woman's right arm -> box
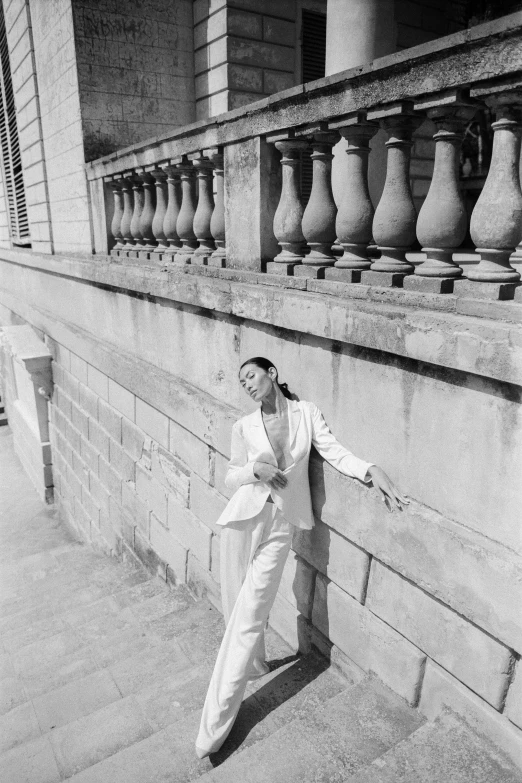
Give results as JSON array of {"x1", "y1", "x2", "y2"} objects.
[
  {"x1": 225, "y1": 422, "x2": 288, "y2": 493},
  {"x1": 224, "y1": 422, "x2": 259, "y2": 494}
]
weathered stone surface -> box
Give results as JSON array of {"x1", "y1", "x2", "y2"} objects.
[
  {"x1": 312, "y1": 574, "x2": 425, "y2": 704},
  {"x1": 169, "y1": 418, "x2": 211, "y2": 483},
  {"x1": 189, "y1": 473, "x2": 227, "y2": 530},
  {"x1": 366, "y1": 561, "x2": 513, "y2": 708},
  {"x1": 348, "y1": 711, "x2": 522, "y2": 783},
  {"x1": 108, "y1": 379, "x2": 135, "y2": 421},
  {"x1": 149, "y1": 443, "x2": 190, "y2": 507},
  {"x1": 505, "y1": 661, "x2": 522, "y2": 731},
  {"x1": 309, "y1": 459, "x2": 522, "y2": 653},
  {"x1": 293, "y1": 521, "x2": 370, "y2": 602},
  {"x1": 419, "y1": 660, "x2": 522, "y2": 770},
  {"x1": 167, "y1": 493, "x2": 212, "y2": 569},
  {"x1": 135, "y1": 398, "x2": 169, "y2": 449}
]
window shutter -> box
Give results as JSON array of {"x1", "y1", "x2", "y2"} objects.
[
  {"x1": 300, "y1": 10, "x2": 327, "y2": 204},
  {"x1": 0, "y1": 6, "x2": 30, "y2": 246}
]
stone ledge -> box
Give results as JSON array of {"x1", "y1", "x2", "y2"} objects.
[{"x1": 1, "y1": 249, "x2": 522, "y2": 386}]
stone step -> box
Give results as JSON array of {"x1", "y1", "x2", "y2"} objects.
[
  {"x1": 58, "y1": 653, "x2": 355, "y2": 783},
  {"x1": 347, "y1": 711, "x2": 522, "y2": 783},
  {"x1": 198, "y1": 676, "x2": 425, "y2": 783}
]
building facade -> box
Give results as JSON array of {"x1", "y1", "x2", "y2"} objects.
[{"x1": 0, "y1": 0, "x2": 522, "y2": 767}]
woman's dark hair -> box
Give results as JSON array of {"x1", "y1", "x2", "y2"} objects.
[{"x1": 239, "y1": 356, "x2": 293, "y2": 399}]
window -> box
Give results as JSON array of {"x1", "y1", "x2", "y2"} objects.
[
  {"x1": 300, "y1": 10, "x2": 326, "y2": 204},
  {"x1": 0, "y1": 5, "x2": 30, "y2": 246}
]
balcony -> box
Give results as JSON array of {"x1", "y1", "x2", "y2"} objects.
[{"x1": 84, "y1": 14, "x2": 522, "y2": 311}]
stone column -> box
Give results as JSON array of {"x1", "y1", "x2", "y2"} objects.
[
  {"x1": 460, "y1": 95, "x2": 522, "y2": 298},
  {"x1": 174, "y1": 159, "x2": 198, "y2": 265},
  {"x1": 325, "y1": 113, "x2": 378, "y2": 283},
  {"x1": 120, "y1": 176, "x2": 135, "y2": 251},
  {"x1": 299, "y1": 131, "x2": 339, "y2": 277},
  {"x1": 129, "y1": 175, "x2": 145, "y2": 255},
  {"x1": 407, "y1": 100, "x2": 478, "y2": 292},
  {"x1": 224, "y1": 137, "x2": 280, "y2": 270},
  {"x1": 161, "y1": 164, "x2": 182, "y2": 256},
  {"x1": 209, "y1": 150, "x2": 226, "y2": 268},
  {"x1": 266, "y1": 135, "x2": 308, "y2": 274},
  {"x1": 151, "y1": 169, "x2": 169, "y2": 255},
  {"x1": 364, "y1": 107, "x2": 423, "y2": 286},
  {"x1": 325, "y1": 0, "x2": 396, "y2": 210},
  {"x1": 136, "y1": 170, "x2": 157, "y2": 256},
  {"x1": 108, "y1": 179, "x2": 124, "y2": 253},
  {"x1": 191, "y1": 154, "x2": 216, "y2": 265}
]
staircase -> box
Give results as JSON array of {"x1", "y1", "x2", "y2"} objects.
[{"x1": 1, "y1": 425, "x2": 520, "y2": 783}]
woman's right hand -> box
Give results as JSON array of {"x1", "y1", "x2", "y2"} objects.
[{"x1": 254, "y1": 461, "x2": 288, "y2": 490}]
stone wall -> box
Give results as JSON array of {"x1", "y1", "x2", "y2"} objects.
[
  {"x1": 193, "y1": 0, "x2": 300, "y2": 119},
  {"x1": 2, "y1": 0, "x2": 53, "y2": 252},
  {"x1": 71, "y1": 0, "x2": 196, "y2": 160},
  {"x1": 0, "y1": 251, "x2": 520, "y2": 764},
  {"x1": 27, "y1": 0, "x2": 92, "y2": 253}
]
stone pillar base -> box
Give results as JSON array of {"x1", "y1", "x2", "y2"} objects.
[
  {"x1": 294, "y1": 265, "x2": 331, "y2": 279},
  {"x1": 404, "y1": 276, "x2": 456, "y2": 294},
  {"x1": 190, "y1": 255, "x2": 209, "y2": 266},
  {"x1": 453, "y1": 280, "x2": 519, "y2": 301},
  {"x1": 324, "y1": 268, "x2": 362, "y2": 284},
  {"x1": 266, "y1": 262, "x2": 301, "y2": 276},
  {"x1": 207, "y1": 255, "x2": 226, "y2": 268},
  {"x1": 360, "y1": 270, "x2": 410, "y2": 287}
]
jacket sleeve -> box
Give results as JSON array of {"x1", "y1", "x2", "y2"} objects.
[
  {"x1": 309, "y1": 403, "x2": 374, "y2": 482},
  {"x1": 224, "y1": 421, "x2": 260, "y2": 494}
]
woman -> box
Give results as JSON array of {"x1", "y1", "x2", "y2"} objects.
[{"x1": 195, "y1": 357, "x2": 408, "y2": 758}]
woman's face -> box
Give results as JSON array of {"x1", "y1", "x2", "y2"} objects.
[{"x1": 239, "y1": 363, "x2": 276, "y2": 402}]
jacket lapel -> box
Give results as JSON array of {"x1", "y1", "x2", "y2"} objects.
[
  {"x1": 246, "y1": 408, "x2": 277, "y2": 465},
  {"x1": 288, "y1": 399, "x2": 302, "y2": 455}
]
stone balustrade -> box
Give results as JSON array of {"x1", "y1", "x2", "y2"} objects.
[{"x1": 91, "y1": 16, "x2": 522, "y2": 301}]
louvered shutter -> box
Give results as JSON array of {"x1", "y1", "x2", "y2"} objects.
[
  {"x1": 0, "y1": 6, "x2": 30, "y2": 246},
  {"x1": 300, "y1": 10, "x2": 326, "y2": 204}
]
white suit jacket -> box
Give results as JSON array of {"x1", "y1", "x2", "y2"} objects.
[{"x1": 216, "y1": 399, "x2": 373, "y2": 530}]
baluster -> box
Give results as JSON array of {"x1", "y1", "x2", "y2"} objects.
[
  {"x1": 463, "y1": 96, "x2": 522, "y2": 296},
  {"x1": 129, "y1": 175, "x2": 145, "y2": 253},
  {"x1": 161, "y1": 164, "x2": 182, "y2": 256},
  {"x1": 209, "y1": 150, "x2": 226, "y2": 267},
  {"x1": 325, "y1": 114, "x2": 378, "y2": 283},
  {"x1": 151, "y1": 169, "x2": 168, "y2": 254},
  {"x1": 137, "y1": 169, "x2": 157, "y2": 255},
  {"x1": 108, "y1": 178, "x2": 124, "y2": 253},
  {"x1": 191, "y1": 154, "x2": 216, "y2": 265},
  {"x1": 366, "y1": 107, "x2": 423, "y2": 286},
  {"x1": 266, "y1": 136, "x2": 308, "y2": 273},
  {"x1": 408, "y1": 100, "x2": 477, "y2": 292},
  {"x1": 299, "y1": 131, "x2": 339, "y2": 277},
  {"x1": 120, "y1": 176, "x2": 135, "y2": 251},
  {"x1": 174, "y1": 159, "x2": 198, "y2": 264}
]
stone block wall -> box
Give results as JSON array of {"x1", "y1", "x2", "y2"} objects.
[
  {"x1": 47, "y1": 340, "x2": 227, "y2": 611},
  {"x1": 0, "y1": 251, "x2": 520, "y2": 764},
  {"x1": 193, "y1": 0, "x2": 297, "y2": 119},
  {"x1": 27, "y1": 0, "x2": 92, "y2": 253},
  {"x1": 2, "y1": 0, "x2": 53, "y2": 253},
  {"x1": 71, "y1": 0, "x2": 196, "y2": 160}
]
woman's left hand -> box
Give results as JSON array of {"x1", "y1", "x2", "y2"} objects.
[{"x1": 367, "y1": 466, "x2": 409, "y2": 512}]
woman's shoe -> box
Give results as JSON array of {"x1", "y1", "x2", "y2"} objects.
[{"x1": 195, "y1": 745, "x2": 210, "y2": 759}]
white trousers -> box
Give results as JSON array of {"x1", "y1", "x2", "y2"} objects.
[{"x1": 195, "y1": 503, "x2": 292, "y2": 755}]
